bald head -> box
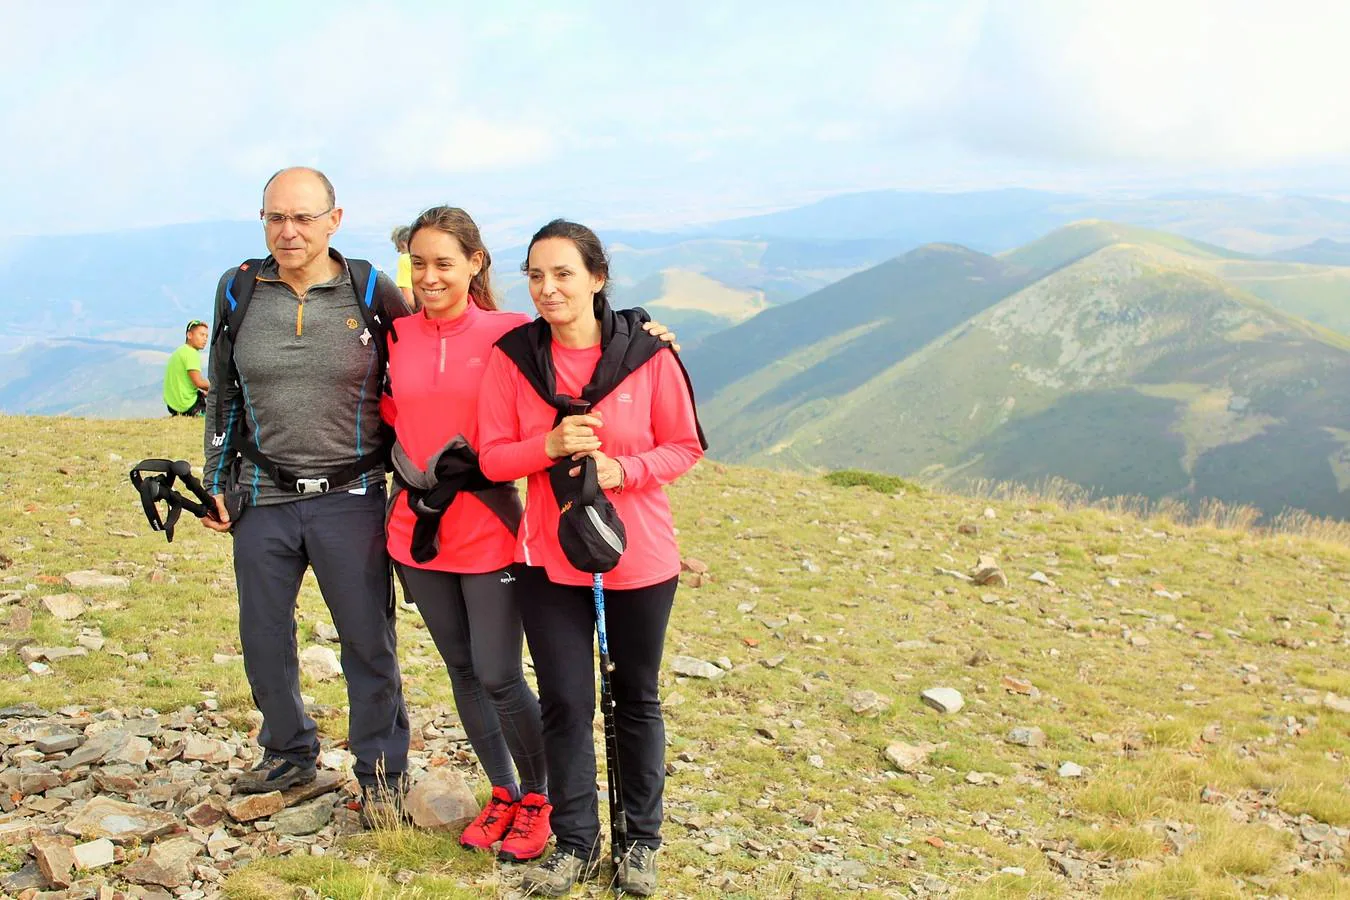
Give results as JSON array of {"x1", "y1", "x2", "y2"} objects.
[
  {"x1": 262, "y1": 167, "x2": 335, "y2": 209},
  {"x1": 260, "y1": 166, "x2": 343, "y2": 277}
]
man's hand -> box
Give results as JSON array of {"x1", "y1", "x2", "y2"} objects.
[
  {"x1": 545, "y1": 414, "x2": 603, "y2": 459},
  {"x1": 202, "y1": 494, "x2": 233, "y2": 533},
  {"x1": 643, "y1": 320, "x2": 680, "y2": 353}
]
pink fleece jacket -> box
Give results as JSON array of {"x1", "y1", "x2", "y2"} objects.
[
  {"x1": 477, "y1": 337, "x2": 704, "y2": 589},
  {"x1": 383, "y1": 302, "x2": 531, "y2": 573}
]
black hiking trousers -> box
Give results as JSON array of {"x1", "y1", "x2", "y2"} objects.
[
  {"x1": 517, "y1": 565, "x2": 677, "y2": 862},
  {"x1": 232, "y1": 487, "x2": 409, "y2": 787}
]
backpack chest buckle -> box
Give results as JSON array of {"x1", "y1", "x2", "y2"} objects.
[{"x1": 295, "y1": 478, "x2": 330, "y2": 495}]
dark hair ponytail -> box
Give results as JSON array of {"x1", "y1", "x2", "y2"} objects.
[
  {"x1": 407, "y1": 206, "x2": 498, "y2": 310},
  {"x1": 522, "y1": 219, "x2": 610, "y2": 316}
]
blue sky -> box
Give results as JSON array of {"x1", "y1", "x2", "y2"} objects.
[{"x1": 2, "y1": 0, "x2": 1347, "y2": 241}]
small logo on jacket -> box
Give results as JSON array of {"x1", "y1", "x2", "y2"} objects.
[
  {"x1": 467, "y1": 357, "x2": 483, "y2": 368},
  {"x1": 346, "y1": 318, "x2": 359, "y2": 330},
  {"x1": 499, "y1": 571, "x2": 516, "y2": 585},
  {"x1": 618, "y1": 392, "x2": 633, "y2": 403}
]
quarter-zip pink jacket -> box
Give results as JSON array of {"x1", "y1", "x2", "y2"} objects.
[
  {"x1": 477, "y1": 337, "x2": 704, "y2": 589},
  {"x1": 383, "y1": 302, "x2": 531, "y2": 573}
]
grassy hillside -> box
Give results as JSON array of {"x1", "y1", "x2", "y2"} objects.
[
  {"x1": 0, "y1": 416, "x2": 1346, "y2": 898},
  {"x1": 698, "y1": 238, "x2": 1350, "y2": 520},
  {"x1": 686, "y1": 244, "x2": 1036, "y2": 401},
  {"x1": 1000, "y1": 221, "x2": 1247, "y2": 272},
  {"x1": 1002, "y1": 221, "x2": 1350, "y2": 337}
]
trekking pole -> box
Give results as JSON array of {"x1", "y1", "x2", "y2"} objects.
[
  {"x1": 568, "y1": 399, "x2": 629, "y2": 864},
  {"x1": 592, "y1": 569, "x2": 628, "y2": 865},
  {"x1": 129, "y1": 459, "x2": 219, "y2": 542}
]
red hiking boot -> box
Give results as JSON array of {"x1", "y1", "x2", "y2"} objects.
[
  {"x1": 497, "y1": 792, "x2": 552, "y2": 862},
  {"x1": 459, "y1": 785, "x2": 518, "y2": 851}
]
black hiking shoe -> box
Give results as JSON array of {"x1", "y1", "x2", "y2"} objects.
[
  {"x1": 520, "y1": 849, "x2": 600, "y2": 896},
  {"x1": 359, "y1": 778, "x2": 410, "y2": 830},
  {"x1": 233, "y1": 754, "x2": 317, "y2": 795},
  {"x1": 615, "y1": 844, "x2": 658, "y2": 896}
]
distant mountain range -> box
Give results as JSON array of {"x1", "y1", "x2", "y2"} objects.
[
  {"x1": 1267, "y1": 237, "x2": 1350, "y2": 266},
  {"x1": 6, "y1": 185, "x2": 1350, "y2": 458},
  {"x1": 0, "y1": 337, "x2": 172, "y2": 417},
  {"x1": 686, "y1": 221, "x2": 1350, "y2": 519}
]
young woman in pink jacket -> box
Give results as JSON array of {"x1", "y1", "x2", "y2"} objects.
[
  {"x1": 382, "y1": 206, "x2": 551, "y2": 861},
  {"x1": 478, "y1": 220, "x2": 705, "y2": 897}
]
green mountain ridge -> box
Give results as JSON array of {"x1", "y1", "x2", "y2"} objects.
[{"x1": 695, "y1": 227, "x2": 1350, "y2": 519}]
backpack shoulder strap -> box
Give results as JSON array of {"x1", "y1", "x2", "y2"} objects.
[
  {"x1": 212, "y1": 259, "x2": 266, "y2": 442},
  {"x1": 224, "y1": 258, "x2": 265, "y2": 334}
]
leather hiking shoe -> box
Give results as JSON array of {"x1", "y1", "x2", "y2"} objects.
[
  {"x1": 359, "y1": 780, "x2": 409, "y2": 830},
  {"x1": 497, "y1": 791, "x2": 552, "y2": 862},
  {"x1": 519, "y1": 850, "x2": 599, "y2": 896},
  {"x1": 233, "y1": 754, "x2": 317, "y2": 795},
  {"x1": 460, "y1": 785, "x2": 519, "y2": 851},
  {"x1": 615, "y1": 844, "x2": 658, "y2": 896}
]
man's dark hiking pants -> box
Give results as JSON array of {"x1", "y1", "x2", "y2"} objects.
[
  {"x1": 517, "y1": 566, "x2": 677, "y2": 862},
  {"x1": 232, "y1": 488, "x2": 409, "y2": 787}
]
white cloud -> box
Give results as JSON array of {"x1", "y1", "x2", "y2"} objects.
[
  {"x1": 2, "y1": 0, "x2": 1349, "y2": 236},
  {"x1": 374, "y1": 113, "x2": 553, "y2": 173},
  {"x1": 946, "y1": 0, "x2": 1350, "y2": 165}
]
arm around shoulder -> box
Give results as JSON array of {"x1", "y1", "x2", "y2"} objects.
[{"x1": 615, "y1": 350, "x2": 705, "y2": 490}]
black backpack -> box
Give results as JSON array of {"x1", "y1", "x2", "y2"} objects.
[{"x1": 209, "y1": 254, "x2": 398, "y2": 495}]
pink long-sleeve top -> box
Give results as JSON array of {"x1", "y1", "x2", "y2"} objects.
[
  {"x1": 477, "y1": 337, "x2": 704, "y2": 589},
  {"x1": 383, "y1": 302, "x2": 531, "y2": 573}
]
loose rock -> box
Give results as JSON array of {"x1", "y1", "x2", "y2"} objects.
[
  {"x1": 670, "y1": 655, "x2": 724, "y2": 679},
  {"x1": 1007, "y1": 726, "x2": 1047, "y2": 748},
  {"x1": 405, "y1": 768, "x2": 477, "y2": 831},
  {"x1": 71, "y1": 837, "x2": 116, "y2": 870},
  {"x1": 299, "y1": 645, "x2": 342, "y2": 681},
  {"x1": 920, "y1": 687, "x2": 964, "y2": 714},
  {"x1": 62, "y1": 572, "x2": 129, "y2": 590},
  {"x1": 121, "y1": 836, "x2": 200, "y2": 888},
  {"x1": 271, "y1": 799, "x2": 333, "y2": 836},
  {"x1": 33, "y1": 832, "x2": 78, "y2": 888},
  {"x1": 65, "y1": 796, "x2": 180, "y2": 843},
  {"x1": 40, "y1": 594, "x2": 86, "y2": 621},
  {"x1": 845, "y1": 690, "x2": 891, "y2": 717}
]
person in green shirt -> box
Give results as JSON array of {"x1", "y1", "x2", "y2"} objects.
[{"x1": 164, "y1": 319, "x2": 210, "y2": 416}]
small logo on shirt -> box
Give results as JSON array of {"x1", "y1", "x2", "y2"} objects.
[
  {"x1": 346, "y1": 318, "x2": 359, "y2": 330},
  {"x1": 359, "y1": 327, "x2": 372, "y2": 346},
  {"x1": 499, "y1": 571, "x2": 516, "y2": 585},
  {"x1": 467, "y1": 357, "x2": 484, "y2": 368},
  {"x1": 618, "y1": 392, "x2": 633, "y2": 403}
]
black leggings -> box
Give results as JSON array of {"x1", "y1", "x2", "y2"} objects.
[
  {"x1": 517, "y1": 566, "x2": 677, "y2": 861},
  {"x1": 395, "y1": 563, "x2": 546, "y2": 796}
]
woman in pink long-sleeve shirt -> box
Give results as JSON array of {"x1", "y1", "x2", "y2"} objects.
[
  {"x1": 478, "y1": 219, "x2": 704, "y2": 897},
  {"x1": 382, "y1": 206, "x2": 552, "y2": 861}
]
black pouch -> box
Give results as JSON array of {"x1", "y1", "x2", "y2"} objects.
[
  {"x1": 551, "y1": 456, "x2": 626, "y2": 574},
  {"x1": 222, "y1": 455, "x2": 249, "y2": 528}
]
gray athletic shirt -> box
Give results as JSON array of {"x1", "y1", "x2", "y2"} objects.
[{"x1": 203, "y1": 251, "x2": 410, "y2": 506}]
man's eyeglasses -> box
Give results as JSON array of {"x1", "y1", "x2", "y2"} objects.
[{"x1": 261, "y1": 208, "x2": 333, "y2": 228}]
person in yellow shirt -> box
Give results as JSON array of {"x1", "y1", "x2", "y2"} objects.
[
  {"x1": 164, "y1": 319, "x2": 210, "y2": 416},
  {"x1": 391, "y1": 225, "x2": 414, "y2": 306}
]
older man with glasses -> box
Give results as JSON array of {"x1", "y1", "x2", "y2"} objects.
[{"x1": 200, "y1": 167, "x2": 413, "y2": 825}]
